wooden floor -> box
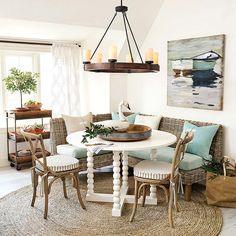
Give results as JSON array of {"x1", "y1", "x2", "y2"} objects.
[{"x1": 0, "y1": 166, "x2": 236, "y2": 236}]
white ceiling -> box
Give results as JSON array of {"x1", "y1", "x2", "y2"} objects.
[
  {"x1": 0, "y1": 0, "x2": 164, "y2": 57},
  {"x1": 0, "y1": 0, "x2": 164, "y2": 43},
  {"x1": 0, "y1": 0, "x2": 163, "y2": 29}
]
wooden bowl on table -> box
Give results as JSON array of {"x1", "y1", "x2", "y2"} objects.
[
  {"x1": 24, "y1": 103, "x2": 42, "y2": 110},
  {"x1": 99, "y1": 124, "x2": 152, "y2": 141}
]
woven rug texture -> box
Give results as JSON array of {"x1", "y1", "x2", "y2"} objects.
[{"x1": 0, "y1": 172, "x2": 222, "y2": 236}]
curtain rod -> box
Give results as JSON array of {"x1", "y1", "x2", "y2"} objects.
[{"x1": 0, "y1": 40, "x2": 81, "y2": 47}]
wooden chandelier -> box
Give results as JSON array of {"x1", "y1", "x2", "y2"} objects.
[{"x1": 83, "y1": 0, "x2": 160, "y2": 73}]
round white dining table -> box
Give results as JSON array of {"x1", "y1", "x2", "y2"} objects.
[{"x1": 67, "y1": 130, "x2": 177, "y2": 217}]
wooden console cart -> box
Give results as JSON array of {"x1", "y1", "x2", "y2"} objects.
[{"x1": 6, "y1": 110, "x2": 52, "y2": 170}]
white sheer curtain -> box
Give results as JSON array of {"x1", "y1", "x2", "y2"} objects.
[{"x1": 51, "y1": 43, "x2": 82, "y2": 117}]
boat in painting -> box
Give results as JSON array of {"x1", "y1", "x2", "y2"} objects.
[
  {"x1": 192, "y1": 51, "x2": 221, "y2": 70},
  {"x1": 171, "y1": 59, "x2": 193, "y2": 77}
]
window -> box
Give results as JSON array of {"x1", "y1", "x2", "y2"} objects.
[{"x1": 0, "y1": 43, "x2": 52, "y2": 126}]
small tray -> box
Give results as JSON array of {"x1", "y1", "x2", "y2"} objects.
[{"x1": 99, "y1": 124, "x2": 152, "y2": 142}]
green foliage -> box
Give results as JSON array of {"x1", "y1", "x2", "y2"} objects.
[
  {"x1": 3, "y1": 68, "x2": 39, "y2": 94},
  {"x1": 81, "y1": 123, "x2": 116, "y2": 143},
  {"x1": 25, "y1": 100, "x2": 37, "y2": 105},
  {"x1": 202, "y1": 158, "x2": 223, "y2": 176},
  {"x1": 32, "y1": 123, "x2": 44, "y2": 129}
]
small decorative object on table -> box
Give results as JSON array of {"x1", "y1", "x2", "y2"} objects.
[
  {"x1": 81, "y1": 123, "x2": 152, "y2": 143},
  {"x1": 81, "y1": 123, "x2": 116, "y2": 143},
  {"x1": 100, "y1": 124, "x2": 152, "y2": 142},
  {"x1": 24, "y1": 100, "x2": 42, "y2": 110}
]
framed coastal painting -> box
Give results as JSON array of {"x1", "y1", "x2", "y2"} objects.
[{"x1": 167, "y1": 34, "x2": 225, "y2": 110}]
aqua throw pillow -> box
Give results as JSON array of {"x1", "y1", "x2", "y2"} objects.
[
  {"x1": 111, "y1": 112, "x2": 138, "y2": 124},
  {"x1": 183, "y1": 121, "x2": 219, "y2": 158}
]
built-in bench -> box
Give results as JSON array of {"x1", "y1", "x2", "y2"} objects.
[{"x1": 50, "y1": 113, "x2": 223, "y2": 201}]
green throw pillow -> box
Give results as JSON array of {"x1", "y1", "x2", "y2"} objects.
[
  {"x1": 183, "y1": 121, "x2": 219, "y2": 158},
  {"x1": 111, "y1": 112, "x2": 138, "y2": 124}
]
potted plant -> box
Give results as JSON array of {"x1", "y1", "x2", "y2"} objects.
[
  {"x1": 3, "y1": 68, "x2": 39, "y2": 109},
  {"x1": 203, "y1": 158, "x2": 236, "y2": 207},
  {"x1": 23, "y1": 123, "x2": 44, "y2": 134}
]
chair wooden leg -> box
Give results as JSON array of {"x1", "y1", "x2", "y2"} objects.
[
  {"x1": 72, "y1": 176, "x2": 76, "y2": 188},
  {"x1": 184, "y1": 185, "x2": 192, "y2": 202},
  {"x1": 175, "y1": 182, "x2": 179, "y2": 212},
  {"x1": 142, "y1": 185, "x2": 147, "y2": 207},
  {"x1": 31, "y1": 171, "x2": 38, "y2": 207},
  {"x1": 130, "y1": 179, "x2": 139, "y2": 222},
  {"x1": 168, "y1": 187, "x2": 174, "y2": 228},
  {"x1": 61, "y1": 177, "x2": 68, "y2": 199},
  {"x1": 74, "y1": 173, "x2": 86, "y2": 210},
  {"x1": 158, "y1": 185, "x2": 169, "y2": 204},
  {"x1": 44, "y1": 176, "x2": 49, "y2": 219}
]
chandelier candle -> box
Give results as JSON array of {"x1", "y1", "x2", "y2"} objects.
[
  {"x1": 83, "y1": 49, "x2": 91, "y2": 64},
  {"x1": 153, "y1": 52, "x2": 159, "y2": 64},
  {"x1": 109, "y1": 46, "x2": 117, "y2": 62},
  {"x1": 145, "y1": 48, "x2": 154, "y2": 64}
]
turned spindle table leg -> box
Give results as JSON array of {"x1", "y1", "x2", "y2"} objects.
[
  {"x1": 122, "y1": 151, "x2": 129, "y2": 188},
  {"x1": 86, "y1": 150, "x2": 94, "y2": 197},
  {"x1": 112, "y1": 151, "x2": 121, "y2": 216}
]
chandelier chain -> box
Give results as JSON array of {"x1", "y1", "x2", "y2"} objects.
[
  {"x1": 90, "y1": 0, "x2": 144, "y2": 64},
  {"x1": 90, "y1": 12, "x2": 118, "y2": 60},
  {"x1": 124, "y1": 13, "x2": 144, "y2": 63},
  {"x1": 122, "y1": 12, "x2": 134, "y2": 63}
]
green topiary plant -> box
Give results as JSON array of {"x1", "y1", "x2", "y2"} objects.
[{"x1": 3, "y1": 68, "x2": 39, "y2": 108}]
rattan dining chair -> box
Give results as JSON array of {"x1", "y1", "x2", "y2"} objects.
[
  {"x1": 129, "y1": 131, "x2": 194, "y2": 227},
  {"x1": 20, "y1": 130, "x2": 86, "y2": 219}
]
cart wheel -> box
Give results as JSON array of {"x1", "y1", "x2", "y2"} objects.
[
  {"x1": 16, "y1": 165, "x2": 21, "y2": 171},
  {"x1": 10, "y1": 163, "x2": 15, "y2": 168}
]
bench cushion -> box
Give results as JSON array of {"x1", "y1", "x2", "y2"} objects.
[
  {"x1": 128, "y1": 147, "x2": 206, "y2": 171},
  {"x1": 57, "y1": 144, "x2": 111, "y2": 159},
  {"x1": 134, "y1": 114, "x2": 162, "y2": 130},
  {"x1": 62, "y1": 112, "x2": 93, "y2": 134}
]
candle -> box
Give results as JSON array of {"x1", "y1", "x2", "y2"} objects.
[
  {"x1": 109, "y1": 45, "x2": 117, "y2": 62},
  {"x1": 145, "y1": 48, "x2": 154, "y2": 62},
  {"x1": 96, "y1": 52, "x2": 103, "y2": 63},
  {"x1": 153, "y1": 52, "x2": 159, "y2": 64},
  {"x1": 126, "y1": 54, "x2": 132, "y2": 63},
  {"x1": 83, "y1": 49, "x2": 91, "y2": 63}
]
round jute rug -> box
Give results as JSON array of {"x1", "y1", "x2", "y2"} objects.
[{"x1": 0, "y1": 173, "x2": 222, "y2": 236}]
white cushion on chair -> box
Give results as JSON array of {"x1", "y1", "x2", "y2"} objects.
[
  {"x1": 36, "y1": 155, "x2": 80, "y2": 172},
  {"x1": 134, "y1": 160, "x2": 172, "y2": 180}
]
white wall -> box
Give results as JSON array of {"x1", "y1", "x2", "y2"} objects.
[
  {"x1": 110, "y1": 74, "x2": 128, "y2": 112},
  {"x1": 127, "y1": 0, "x2": 236, "y2": 157}
]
